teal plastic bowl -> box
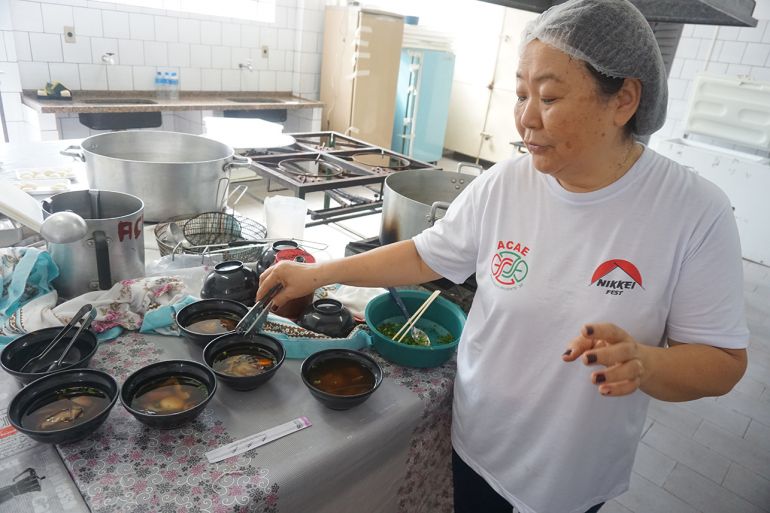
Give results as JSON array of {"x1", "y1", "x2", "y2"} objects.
[{"x1": 365, "y1": 290, "x2": 466, "y2": 368}]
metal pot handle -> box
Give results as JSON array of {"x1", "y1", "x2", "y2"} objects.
[
  {"x1": 228, "y1": 185, "x2": 248, "y2": 206},
  {"x1": 60, "y1": 145, "x2": 85, "y2": 162},
  {"x1": 427, "y1": 201, "x2": 451, "y2": 226},
  {"x1": 215, "y1": 177, "x2": 231, "y2": 212},
  {"x1": 457, "y1": 162, "x2": 484, "y2": 174},
  {"x1": 91, "y1": 230, "x2": 112, "y2": 290},
  {"x1": 224, "y1": 154, "x2": 254, "y2": 171}
]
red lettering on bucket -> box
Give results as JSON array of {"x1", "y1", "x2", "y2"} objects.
[
  {"x1": 134, "y1": 215, "x2": 143, "y2": 239},
  {"x1": 118, "y1": 221, "x2": 133, "y2": 242}
]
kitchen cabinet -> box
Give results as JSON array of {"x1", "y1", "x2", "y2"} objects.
[
  {"x1": 390, "y1": 25, "x2": 455, "y2": 163},
  {"x1": 444, "y1": 8, "x2": 537, "y2": 163},
  {"x1": 319, "y1": 7, "x2": 404, "y2": 148}
]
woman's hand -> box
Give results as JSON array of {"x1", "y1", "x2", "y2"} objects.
[
  {"x1": 562, "y1": 323, "x2": 647, "y2": 397},
  {"x1": 257, "y1": 260, "x2": 324, "y2": 310}
]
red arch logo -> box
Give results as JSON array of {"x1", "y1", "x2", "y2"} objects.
[{"x1": 590, "y1": 259, "x2": 642, "y2": 287}]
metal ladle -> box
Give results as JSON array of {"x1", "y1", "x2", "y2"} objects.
[
  {"x1": 387, "y1": 288, "x2": 430, "y2": 346},
  {"x1": 39, "y1": 211, "x2": 88, "y2": 244}
]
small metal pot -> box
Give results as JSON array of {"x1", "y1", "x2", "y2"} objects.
[
  {"x1": 61, "y1": 131, "x2": 255, "y2": 222},
  {"x1": 380, "y1": 169, "x2": 476, "y2": 244},
  {"x1": 43, "y1": 189, "x2": 145, "y2": 299}
]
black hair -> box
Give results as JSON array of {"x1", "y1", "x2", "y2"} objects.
[{"x1": 585, "y1": 63, "x2": 636, "y2": 135}]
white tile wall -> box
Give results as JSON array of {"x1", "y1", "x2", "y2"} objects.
[
  {"x1": 1, "y1": 0, "x2": 325, "y2": 142},
  {"x1": 650, "y1": 19, "x2": 770, "y2": 147}
]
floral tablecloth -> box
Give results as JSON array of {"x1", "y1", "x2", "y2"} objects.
[{"x1": 53, "y1": 332, "x2": 456, "y2": 513}]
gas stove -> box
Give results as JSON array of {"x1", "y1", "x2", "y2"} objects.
[{"x1": 238, "y1": 131, "x2": 439, "y2": 225}]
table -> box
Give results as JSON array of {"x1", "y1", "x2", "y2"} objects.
[{"x1": 2, "y1": 332, "x2": 456, "y2": 513}]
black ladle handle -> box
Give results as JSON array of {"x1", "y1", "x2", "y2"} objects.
[
  {"x1": 19, "y1": 304, "x2": 93, "y2": 372},
  {"x1": 47, "y1": 307, "x2": 97, "y2": 372}
]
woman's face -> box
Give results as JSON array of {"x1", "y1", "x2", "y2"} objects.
[{"x1": 515, "y1": 40, "x2": 626, "y2": 185}]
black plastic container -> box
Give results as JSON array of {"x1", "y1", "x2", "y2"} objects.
[
  {"x1": 298, "y1": 299, "x2": 355, "y2": 338},
  {"x1": 301, "y1": 349, "x2": 382, "y2": 410},
  {"x1": 203, "y1": 333, "x2": 285, "y2": 391},
  {"x1": 176, "y1": 299, "x2": 249, "y2": 348},
  {"x1": 8, "y1": 369, "x2": 118, "y2": 444},
  {"x1": 200, "y1": 260, "x2": 258, "y2": 306},
  {"x1": 120, "y1": 360, "x2": 217, "y2": 429},
  {"x1": 1, "y1": 327, "x2": 99, "y2": 386}
]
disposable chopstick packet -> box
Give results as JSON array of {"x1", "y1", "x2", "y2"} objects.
[{"x1": 205, "y1": 416, "x2": 312, "y2": 463}]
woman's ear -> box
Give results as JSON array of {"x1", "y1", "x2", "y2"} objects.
[{"x1": 614, "y1": 78, "x2": 642, "y2": 128}]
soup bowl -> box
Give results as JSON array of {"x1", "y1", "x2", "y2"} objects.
[
  {"x1": 120, "y1": 360, "x2": 217, "y2": 429},
  {"x1": 176, "y1": 299, "x2": 249, "y2": 348},
  {"x1": 364, "y1": 290, "x2": 465, "y2": 368},
  {"x1": 300, "y1": 349, "x2": 383, "y2": 410},
  {"x1": 1, "y1": 327, "x2": 99, "y2": 386},
  {"x1": 202, "y1": 333, "x2": 285, "y2": 391},
  {"x1": 8, "y1": 369, "x2": 119, "y2": 444}
]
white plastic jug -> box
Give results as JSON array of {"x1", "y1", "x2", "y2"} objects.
[{"x1": 264, "y1": 196, "x2": 308, "y2": 239}]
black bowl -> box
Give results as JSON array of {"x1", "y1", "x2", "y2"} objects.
[
  {"x1": 301, "y1": 349, "x2": 383, "y2": 410},
  {"x1": 1, "y1": 327, "x2": 99, "y2": 386},
  {"x1": 256, "y1": 239, "x2": 299, "y2": 275},
  {"x1": 8, "y1": 369, "x2": 118, "y2": 444},
  {"x1": 202, "y1": 333, "x2": 285, "y2": 391},
  {"x1": 176, "y1": 299, "x2": 249, "y2": 348},
  {"x1": 298, "y1": 299, "x2": 355, "y2": 338},
  {"x1": 200, "y1": 260, "x2": 258, "y2": 306},
  {"x1": 120, "y1": 360, "x2": 217, "y2": 429}
]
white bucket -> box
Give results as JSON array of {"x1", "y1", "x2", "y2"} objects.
[{"x1": 264, "y1": 196, "x2": 308, "y2": 239}]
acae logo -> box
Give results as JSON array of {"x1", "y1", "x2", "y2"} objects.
[{"x1": 491, "y1": 240, "x2": 530, "y2": 288}]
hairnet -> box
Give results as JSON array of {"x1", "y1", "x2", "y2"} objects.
[{"x1": 521, "y1": 0, "x2": 667, "y2": 135}]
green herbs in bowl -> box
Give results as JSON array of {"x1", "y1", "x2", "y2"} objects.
[{"x1": 376, "y1": 322, "x2": 455, "y2": 346}]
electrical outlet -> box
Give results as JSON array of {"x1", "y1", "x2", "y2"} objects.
[
  {"x1": 64, "y1": 26, "x2": 76, "y2": 44},
  {"x1": 261, "y1": 46, "x2": 269, "y2": 58}
]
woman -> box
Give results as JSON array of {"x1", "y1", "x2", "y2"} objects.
[{"x1": 257, "y1": 1, "x2": 749, "y2": 512}]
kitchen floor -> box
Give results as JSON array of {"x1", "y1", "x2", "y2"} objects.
[{"x1": 147, "y1": 159, "x2": 770, "y2": 513}]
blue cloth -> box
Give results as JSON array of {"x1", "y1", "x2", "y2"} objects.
[
  {"x1": 140, "y1": 295, "x2": 198, "y2": 335},
  {"x1": 0, "y1": 248, "x2": 59, "y2": 317}
]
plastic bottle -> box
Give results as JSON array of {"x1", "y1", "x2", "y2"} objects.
[
  {"x1": 162, "y1": 72, "x2": 172, "y2": 100},
  {"x1": 169, "y1": 72, "x2": 179, "y2": 100},
  {"x1": 154, "y1": 71, "x2": 164, "y2": 99}
]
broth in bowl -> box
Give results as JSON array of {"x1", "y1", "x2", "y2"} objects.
[
  {"x1": 305, "y1": 357, "x2": 376, "y2": 396},
  {"x1": 129, "y1": 375, "x2": 209, "y2": 415},
  {"x1": 21, "y1": 385, "x2": 111, "y2": 432},
  {"x1": 184, "y1": 312, "x2": 240, "y2": 334},
  {"x1": 212, "y1": 346, "x2": 277, "y2": 377}
]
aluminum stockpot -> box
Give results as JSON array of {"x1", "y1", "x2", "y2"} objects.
[
  {"x1": 61, "y1": 131, "x2": 253, "y2": 222},
  {"x1": 380, "y1": 169, "x2": 476, "y2": 244},
  {"x1": 43, "y1": 189, "x2": 145, "y2": 298}
]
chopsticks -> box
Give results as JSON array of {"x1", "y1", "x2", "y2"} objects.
[{"x1": 393, "y1": 290, "x2": 441, "y2": 343}]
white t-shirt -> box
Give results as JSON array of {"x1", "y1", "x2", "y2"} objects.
[{"x1": 413, "y1": 146, "x2": 749, "y2": 513}]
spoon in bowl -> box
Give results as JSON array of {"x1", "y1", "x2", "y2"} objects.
[{"x1": 387, "y1": 288, "x2": 430, "y2": 346}]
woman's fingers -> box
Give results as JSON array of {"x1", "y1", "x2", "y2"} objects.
[
  {"x1": 561, "y1": 333, "x2": 596, "y2": 361},
  {"x1": 591, "y1": 360, "x2": 644, "y2": 396},
  {"x1": 565, "y1": 323, "x2": 644, "y2": 397}
]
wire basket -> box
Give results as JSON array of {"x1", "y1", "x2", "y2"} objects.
[{"x1": 154, "y1": 212, "x2": 267, "y2": 262}]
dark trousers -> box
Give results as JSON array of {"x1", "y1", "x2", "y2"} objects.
[{"x1": 452, "y1": 449, "x2": 604, "y2": 513}]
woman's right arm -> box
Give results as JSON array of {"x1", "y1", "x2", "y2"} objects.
[{"x1": 256, "y1": 239, "x2": 442, "y2": 309}]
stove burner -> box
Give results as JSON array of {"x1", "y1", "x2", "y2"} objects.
[
  {"x1": 277, "y1": 157, "x2": 345, "y2": 179},
  {"x1": 351, "y1": 152, "x2": 411, "y2": 169},
  {"x1": 294, "y1": 133, "x2": 369, "y2": 151}
]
